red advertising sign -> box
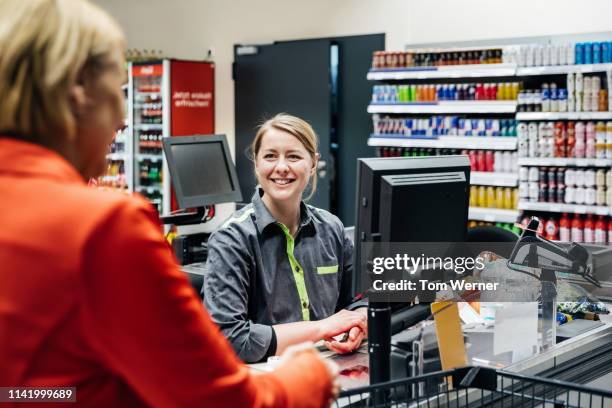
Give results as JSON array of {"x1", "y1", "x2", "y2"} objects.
[
  {"x1": 132, "y1": 64, "x2": 163, "y2": 77},
  {"x1": 170, "y1": 60, "x2": 215, "y2": 136}
]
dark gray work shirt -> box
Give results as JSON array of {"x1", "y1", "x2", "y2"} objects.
[{"x1": 203, "y1": 189, "x2": 355, "y2": 363}]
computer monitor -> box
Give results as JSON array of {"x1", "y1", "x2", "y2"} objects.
[
  {"x1": 163, "y1": 134, "x2": 242, "y2": 209},
  {"x1": 353, "y1": 155, "x2": 470, "y2": 385},
  {"x1": 354, "y1": 155, "x2": 471, "y2": 293}
]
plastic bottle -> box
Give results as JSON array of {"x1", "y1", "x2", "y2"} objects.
[
  {"x1": 544, "y1": 218, "x2": 559, "y2": 241},
  {"x1": 584, "y1": 214, "x2": 595, "y2": 243},
  {"x1": 566, "y1": 122, "x2": 576, "y2": 157},
  {"x1": 595, "y1": 215, "x2": 607, "y2": 244},
  {"x1": 559, "y1": 213, "x2": 571, "y2": 242},
  {"x1": 571, "y1": 215, "x2": 584, "y2": 243},
  {"x1": 575, "y1": 122, "x2": 586, "y2": 158}
]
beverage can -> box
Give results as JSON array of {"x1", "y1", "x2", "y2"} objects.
[
  {"x1": 565, "y1": 168, "x2": 575, "y2": 186},
  {"x1": 557, "y1": 183, "x2": 565, "y2": 203},
  {"x1": 574, "y1": 169, "x2": 585, "y2": 186},
  {"x1": 584, "y1": 215, "x2": 595, "y2": 243},
  {"x1": 556, "y1": 168, "x2": 565, "y2": 185},
  {"x1": 541, "y1": 83, "x2": 551, "y2": 112},
  {"x1": 567, "y1": 73, "x2": 575, "y2": 94},
  {"x1": 567, "y1": 43, "x2": 576, "y2": 65},
  {"x1": 560, "y1": 213, "x2": 571, "y2": 241},
  {"x1": 593, "y1": 42, "x2": 602, "y2": 64},
  {"x1": 584, "y1": 42, "x2": 593, "y2": 64},
  {"x1": 496, "y1": 187, "x2": 504, "y2": 209},
  {"x1": 539, "y1": 183, "x2": 548, "y2": 202},
  {"x1": 494, "y1": 151, "x2": 503, "y2": 172},
  {"x1": 558, "y1": 88, "x2": 568, "y2": 112},
  {"x1": 519, "y1": 181, "x2": 529, "y2": 199},
  {"x1": 550, "y1": 44, "x2": 559, "y2": 66},
  {"x1": 575, "y1": 72, "x2": 583, "y2": 92},
  {"x1": 585, "y1": 186, "x2": 596, "y2": 205},
  {"x1": 533, "y1": 45, "x2": 543, "y2": 67},
  {"x1": 597, "y1": 186, "x2": 606, "y2": 206},
  {"x1": 502, "y1": 151, "x2": 512, "y2": 173},
  {"x1": 528, "y1": 182, "x2": 539, "y2": 202},
  {"x1": 596, "y1": 169, "x2": 606, "y2": 187},
  {"x1": 565, "y1": 186, "x2": 575, "y2": 203},
  {"x1": 585, "y1": 169, "x2": 596, "y2": 187},
  {"x1": 485, "y1": 186, "x2": 495, "y2": 208},
  {"x1": 529, "y1": 166, "x2": 539, "y2": 182},
  {"x1": 575, "y1": 43, "x2": 584, "y2": 65},
  {"x1": 574, "y1": 186, "x2": 585, "y2": 204}
]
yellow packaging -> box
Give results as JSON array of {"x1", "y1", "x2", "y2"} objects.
[
  {"x1": 486, "y1": 186, "x2": 495, "y2": 208},
  {"x1": 470, "y1": 186, "x2": 478, "y2": 207},
  {"x1": 477, "y1": 186, "x2": 486, "y2": 208},
  {"x1": 495, "y1": 187, "x2": 504, "y2": 209}
]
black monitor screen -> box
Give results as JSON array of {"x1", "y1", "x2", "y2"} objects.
[
  {"x1": 171, "y1": 141, "x2": 233, "y2": 197},
  {"x1": 163, "y1": 134, "x2": 242, "y2": 209}
]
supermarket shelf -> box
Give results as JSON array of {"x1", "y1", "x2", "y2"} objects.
[
  {"x1": 468, "y1": 207, "x2": 519, "y2": 223},
  {"x1": 516, "y1": 112, "x2": 612, "y2": 121},
  {"x1": 517, "y1": 157, "x2": 612, "y2": 167},
  {"x1": 106, "y1": 153, "x2": 127, "y2": 161},
  {"x1": 368, "y1": 101, "x2": 517, "y2": 114},
  {"x1": 518, "y1": 201, "x2": 610, "y2": 215},
  {"x1": 134, "y1": 124, "x2": 163, "y2": 131},
  {"x1": 367, "y1": 63, "x2": 517, "y2": 80},
  {"x1": 471, "y1": 172, "x2": 518, "y2": 187},
  {"x1": 516, "y1": 63, "x2": 612, "y2": 76},
  {"x1": 136, "y1": 154, "x2": 163, "y2": 161},
  {"x1": 368, "y1": 136, "x2": 517, "y2": 150}
]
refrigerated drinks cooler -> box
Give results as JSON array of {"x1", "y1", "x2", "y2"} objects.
[{"x1": 129, "y1": 59, "x2": 215, "y2": 214}]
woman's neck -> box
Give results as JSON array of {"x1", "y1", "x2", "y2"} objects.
[{"x1": 261, "y1": 194, "x2": 301, "y2": 236}]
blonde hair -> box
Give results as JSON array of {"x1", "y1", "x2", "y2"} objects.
[
  {"x1": 0, "y1": 0, "x2": 125, "y2": 143},
  {"x1": 252, "y1": 114, "x2": 319, "y2": 200}
]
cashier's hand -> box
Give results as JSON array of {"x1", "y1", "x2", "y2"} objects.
[
  {"x1": 322, "y1": 307, "x2": 368, "y2": 354},
  {"x1": 318, "y1": 309, "x2": 366, "y2": 342},
  {"x1": 281, "y1": 342, "x2": 340, "y2": 403}
]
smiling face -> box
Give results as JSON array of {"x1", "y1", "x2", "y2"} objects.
[{"x1": 255, "y1": 127, "x2": 317, "y2": 205}]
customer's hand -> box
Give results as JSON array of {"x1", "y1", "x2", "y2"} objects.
[
  {"x1": 318, "y1": 309, "x2": 367, "y2": 341},
  {"x1": 280, "y1": 342, "x2": 340, "y2": 403}
]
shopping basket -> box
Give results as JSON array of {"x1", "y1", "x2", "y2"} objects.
[{"x1": 334, "y1": 366, "x2": 612, "y2": 408}]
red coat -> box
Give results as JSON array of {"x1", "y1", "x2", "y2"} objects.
[{"x1": 0, "y1": 137, "x2": 331, "y2": 407}]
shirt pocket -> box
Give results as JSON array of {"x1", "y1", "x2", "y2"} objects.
[{"x1": 317, "y1": 264, "x2": 338, "y2": 275}]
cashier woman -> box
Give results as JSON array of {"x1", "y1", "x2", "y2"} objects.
[{"x1": 203, "y1": 114, "x2": 367, "y2": 363}]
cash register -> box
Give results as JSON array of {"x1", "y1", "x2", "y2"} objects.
[{"x1": 161, "y1": 134, "x2": 242, "y2": 289}]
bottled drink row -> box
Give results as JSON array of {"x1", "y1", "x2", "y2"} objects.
[
  {"x1": 520, "y1": 213, "x2": 612, "y2": 244},
  {"x1": 520, "y1": 166, "x2": 612, "y2": 207},
  {"x1": 108, "y1": 128, "x2": 127, "y2": 154},
  {"x1": 138, "y1": 159, "x2": 162, "y2": 187},
  {"x1": 371, "y1": 82, "x2": 520, "y2": 104},
  {"x1": 372, "y1": 116, "x2": 518, "y2": 137},
  {"x1": 371, "y1": 48, "x2": 504, "y2": 69},
  {"x1": 508, "y1": 41, "x2": 612, "y2": 67},
  {"x1": 467, "y1": 150, "x2": 518, "y2": 173},
  {"x1": 470, "y1": 186, "x2": 518, "y2": 210},
  {"x1": 467, "y1": 220, "x2": 521, "y2": 236},
  {"x1": 377, "y1": 147, "x2": 460, "y2": 158},
  {"x1": 136, "y1": 76, "x2": 161, "y2": 93},
  {"x1": 517, "y1": 74, "x2": 609, "y2": 113},
  {"x1": 370, "y1": 41, "x2": 612, "y2": 71},
  {"x1": 517, "y1": 121, "x2": 612, "y2": 159},
  {"x1": 376, "y1": 147, "x2": 518, "y2": 173},
  {"x1": 138, "y1": 131, "x2": 163, "y2": 155}
]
